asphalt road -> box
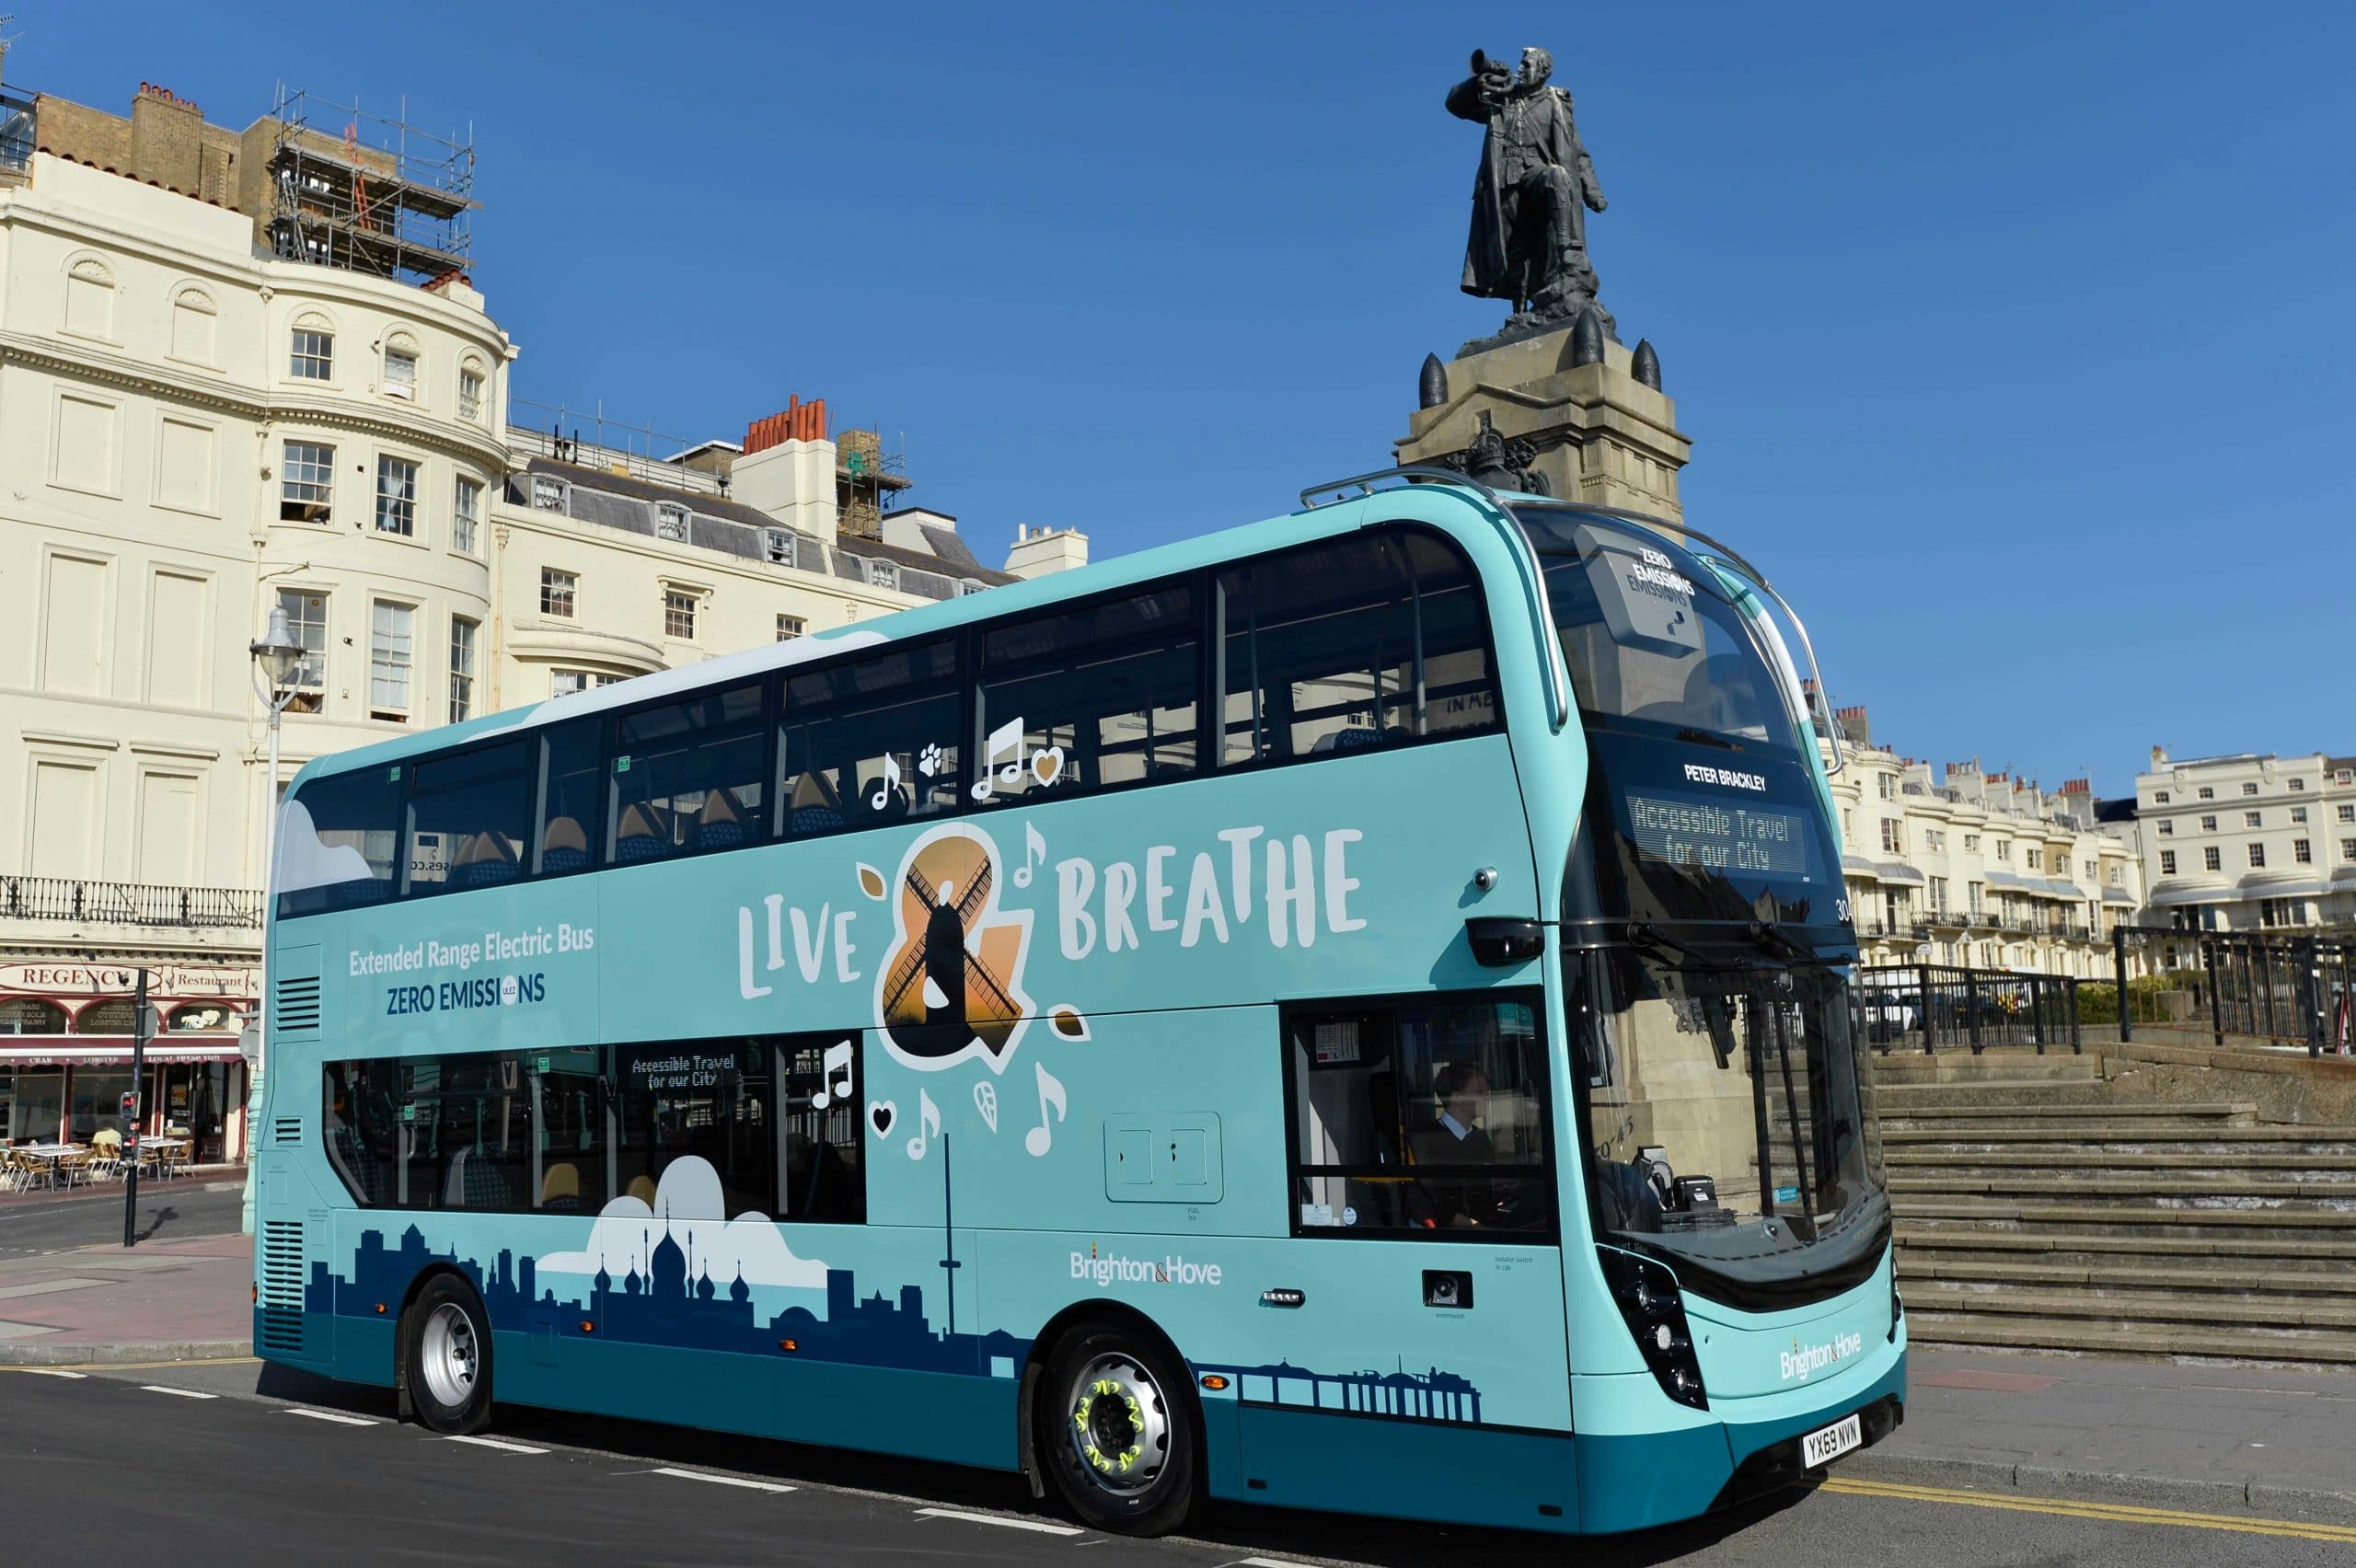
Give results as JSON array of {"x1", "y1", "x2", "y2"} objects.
[
  {"x1": 5, "y1": 1356, "x2": 2352, "y2": 1567},
  {"x1": 0, "y1": 1175, "x2": 245, "y2": 1258}
]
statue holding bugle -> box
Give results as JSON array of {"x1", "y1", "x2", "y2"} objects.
[{"x1": 1447, "y1": 46, "x2": 1614, "y2": 340}]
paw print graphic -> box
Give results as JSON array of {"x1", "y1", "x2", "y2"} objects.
[{"x1": 917, "y1": 742, "x2": 943, "y2": 778}]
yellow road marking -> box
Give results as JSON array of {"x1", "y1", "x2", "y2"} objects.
[
  {"x1": 0, "y1": 1355, "x2": 257, "y2": 1373},
  {"x1": 1821, "y1": 1476, "x2": 2356, "y2": 1544}
]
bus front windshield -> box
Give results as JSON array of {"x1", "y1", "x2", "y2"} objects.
[{"x1": 1519, "y1": 506, "x2": 1887, "y2": 1301}]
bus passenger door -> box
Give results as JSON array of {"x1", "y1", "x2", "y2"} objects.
[{"x1": 1219, "y1": 992, "x2": 1576, "y2": 1528}]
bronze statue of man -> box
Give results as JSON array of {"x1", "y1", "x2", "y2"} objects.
[{"x1": 1448, "y1": 46, "x2": 1613, "y2": 337}]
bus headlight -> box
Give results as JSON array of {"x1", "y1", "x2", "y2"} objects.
[{"x1": 1599, "y1": 1247, "x2": 1709, "y2": 1412}]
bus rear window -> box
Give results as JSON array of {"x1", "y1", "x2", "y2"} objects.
[{"x1": 277, "y1": 765, "x2": 403, "y2": 918}]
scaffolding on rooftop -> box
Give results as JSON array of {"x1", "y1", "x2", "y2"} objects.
[{"x1": 266, "y1": 85, "x2": 474, "y2": 283}]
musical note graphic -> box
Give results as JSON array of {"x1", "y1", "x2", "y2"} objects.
[
  {"x1": 812, "y1": 1039, "x2": 854, "y2": 1110},
  {"x1": 1025, "y1": 1061, "x2": 1067, "y2": 1158},
  {"x1": 869, "y1": 751, "x2": 903, "y2": 813},
  {"x1": 907, "y1": 1088, "x2": 941, "y2": 1161},
  {"x1": 1012, "y1": 820, "x2": 1046, "y2": 889},
  {"x1": 973, "y1": 1079, "x2": 999, "y2": 1133},
  {"x1": 971, "y1": 717, "x2": 1025, "y2": 802}
]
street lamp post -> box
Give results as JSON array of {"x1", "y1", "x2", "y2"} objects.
[{"x1": 242, "y1": 605, "x2": 306, "y2": 1235}]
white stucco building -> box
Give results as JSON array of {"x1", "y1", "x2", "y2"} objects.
[
  {"x1": 2131, "y1": 747, "x2": 2356, "y2": 932},
  {"x1": 0, "y1": 76, "x2": 1081, "y2": 1151},
  {"x1": 1826, "y1": 708, "x2": 2142, "y2": 978}
]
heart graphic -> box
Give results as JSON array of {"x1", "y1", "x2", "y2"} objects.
[
  {"x1": 869, "y1": 1101, "x2": 896, "y2": 1137},
  {"x1": 1031, "y1": 746, "x2": 1065, "y2": 787}
]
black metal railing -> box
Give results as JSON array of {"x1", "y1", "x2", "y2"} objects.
[
  {"x1": 0, "y1": 876, "x2": 265, "y2": 929},
  {"x1": 1858, "y1": 963, "x2": 2082, "y2": 1055},
  {"x1": 0, "y1": 90, "x2": 35, "y2": 176},
  {"x1": 2105, "y1": 925, "x2": 2356, "y2": 1056}
]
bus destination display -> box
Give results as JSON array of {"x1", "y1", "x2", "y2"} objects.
[{"x1": 1624, "y1": 790, "x2": 1812, "y2": 877}]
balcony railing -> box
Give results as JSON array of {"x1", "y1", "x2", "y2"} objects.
[
  {"x1": 0, "y1": 90, "x2": 35, "y2": 181},
  {"x1": 0, "y1": 876, "x2": 266, "y2": 929}
]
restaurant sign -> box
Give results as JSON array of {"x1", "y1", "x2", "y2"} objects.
[{"x1": 0, "y1": 963, "x2": 258, "y2": 999}]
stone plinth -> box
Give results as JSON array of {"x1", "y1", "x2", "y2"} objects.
[{"x1": 1395, "y1": 326, "x2": 1691, "y2": 521}]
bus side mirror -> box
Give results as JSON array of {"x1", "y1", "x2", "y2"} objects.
[{"x1": 1465, "y1": 917, "x2": 1544, "y2": 967}]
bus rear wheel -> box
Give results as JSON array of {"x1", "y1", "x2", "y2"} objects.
[
  {"x1": 1036, "y1": 1323, "x2": 1196, "y2": 1536},
  {"x1": 403, "y1": 1274, "x2": 494, "y2": 1435}
]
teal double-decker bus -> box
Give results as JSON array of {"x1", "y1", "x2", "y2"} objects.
[{"x1": 252, "y1": 471, "x2": 1901, "y2": 1538}]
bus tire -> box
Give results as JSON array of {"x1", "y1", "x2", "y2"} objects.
[
  {"x1": 1035, "y1": 1321, "x2": 1196, "y2": 1537},
  {"x1": 402, "y1": 1274, "x2": 494, "y2": 1435}
]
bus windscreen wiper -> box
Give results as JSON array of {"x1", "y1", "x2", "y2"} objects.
[
  {"x1": 1673, "y1": 728, "x2": 1739, "y2": 752},
  {"x1": 1748, "y1": 921, "x2": 1837, "y2": 968}
]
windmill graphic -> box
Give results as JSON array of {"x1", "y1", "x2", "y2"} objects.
[{"x1": 877, "y1": 828, "x2": 1033, "y2": 1068}]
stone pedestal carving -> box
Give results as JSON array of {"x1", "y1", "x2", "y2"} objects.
[{"x1": 1395, "y1": 323, "x2": 1690, "y2": 522}]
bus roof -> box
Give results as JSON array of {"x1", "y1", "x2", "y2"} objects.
[{"x1": 283, "y1": 479, "x2": 1682, "y2": 791}]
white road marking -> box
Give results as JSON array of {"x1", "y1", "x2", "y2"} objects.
[
  {"x1": 650, "y1": 1466, "x2": 795, "y2": 1494},
  {"x1": 443, "y1": 1434, "x2": 548, "y2": 1455},
  {"x1": 913, "y1": 1507, "x2": 1084, "y2": 1537},
  {"x1": 17, "y1": 1367, "x2": 87, "y2": 1378},
  {"x1": 139, "y1": 1385, "x2": 216, "y2": 1399},
  {"x1": 286, "y1": 1407, "x2": 377, "y2": 1426},
  {"x1": 1235, "y1": 1559, "x2": 1317, "y2": 1567}
]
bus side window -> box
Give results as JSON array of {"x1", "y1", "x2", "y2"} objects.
[
  {"x1": 1285, "y1": 994, "x2": 1552, "y2": 1239},
  {"x1": 532, "y1": 1045, "x2": 607, "y2": 1213},
  {"x1": 611, "y1": 1040, "x2": 776, "y2": 1217},
  {"x1": 276, "y1": 766, "x2": 404, "y2": 917},
  {"x1": 1219, "y1": 527, "x2": 1498, "y2": 768},
  {"x1": 537, "y1": 719, "x2": 603, "y2": 877},
  {"x1": 780, "y1": 639, "x2": 960, "y2": 839},
  {"x1": 776, "y1": 1032, "x2": 865, "y2": 1225},
  {"x1": 610, "y1": 682, "x2": 768, "y2": 865},
  {"x1": 976, "y1": 582, "x2": 1198, "y2": 802},
  {"x1": 403, "y1": 741, "x2": 533, "y2": 895},
  {"x1": 322, "y1": 1059, "x2": 397, "y2": 1207}
]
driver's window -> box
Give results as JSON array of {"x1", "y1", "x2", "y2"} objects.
[{"x1": 1284, "y1": 993, "x2": 1552, "y2": 1239}]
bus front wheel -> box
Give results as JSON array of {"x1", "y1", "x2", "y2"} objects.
[
  {"x1": 403, "y1": 1274, "x2": 494, "y2": 1435},
  {"x1": 1035, "y1": 1322, "x2": 1196, "y2": 1536}
]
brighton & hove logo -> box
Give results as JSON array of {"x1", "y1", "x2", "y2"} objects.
[{"x1": 1779, "y1": 1330, "x2": 1864, "y2": 1382}]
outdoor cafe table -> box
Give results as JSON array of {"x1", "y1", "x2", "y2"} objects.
[
  {"x1": 141, "y1": 1136, "x2": 191, "y2": 1176},
  {"x1": 17, "y1": 1143, "x2": 79, "y2": 1187}
]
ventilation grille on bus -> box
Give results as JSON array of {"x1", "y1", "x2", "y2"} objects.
[
  {"x1": 259, "y1": 1220, "x2": 306, "y2": 1355},
  {"x1": 273, "y1": 1118, "x2": 303, "y2": 1147},
  {"x1": 274, "y1": 975, "x2": 321, "y2": 1033}
]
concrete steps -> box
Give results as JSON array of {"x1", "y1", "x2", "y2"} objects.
[
  {"x1": 1900, "y1": 1312, "x2": 2356, "y2": 1366},
  {"x1": 1878, "y1": 1054, "x2": 2356, "y2": 1364},
  {"x1": 1901, "y1": 1256, "x2": 2356, "y2": 1297},
  {"x1": 1906, "y1": 1282, "x2": 2356, "y2": 1331}
]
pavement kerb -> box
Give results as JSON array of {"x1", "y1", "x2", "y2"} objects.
[
  {"x1": 0, "y1": 1339, "x2": 251, "y2": 1367},
  {"x1": 1844, "y1": 1447, "x2": 2356, "y2": 1526}
]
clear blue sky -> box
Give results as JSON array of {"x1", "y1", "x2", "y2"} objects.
[{"x1": 17, "y1": 2, "x2": 2351, "y2": 793}]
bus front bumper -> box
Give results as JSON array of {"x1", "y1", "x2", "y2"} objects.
[{"x1": 1570, "y1": 1332, "x2": 1906, "y2": 1535}]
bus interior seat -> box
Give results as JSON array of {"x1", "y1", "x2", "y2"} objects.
[
  {"x1": 698, "y1": 789, "x2": 748, "y2": 849},
  {"x1": 329, "y1": 1124, "x2": 387, "y2": 1205},
  {"x1": 454, "y1": 831, "x2": 521, "y2": 887},
  {"x1": 540, "y1": 816, "x2": 590, "y2": 875},
  {"x1": 626, "y1": 1173, "x2": 658, "y2": 1206},
  {"x1": 791, "y1": 805, "x2": 847, "y2": 836},
  {"x1": 540, "y1": 1161, "x2": 582, "y2": 1212},
  {"x1": 616, "y1": 803, "x2": 670, "y2": 862},
  {"x1": 444, "y1": 1146, "x2": 514, "y2": 1209},
  {"x1": 329, "y1": 876, "x2": 394, "y2": 908}
]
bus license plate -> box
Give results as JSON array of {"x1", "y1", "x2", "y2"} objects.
[{"x1": 1800, "y1": 1412, "x2": 1862, "y2": 1468}]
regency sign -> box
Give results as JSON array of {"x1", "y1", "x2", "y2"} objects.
[{"x1": 0, "y1": 963, "x2": 258, "y2": 999}]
